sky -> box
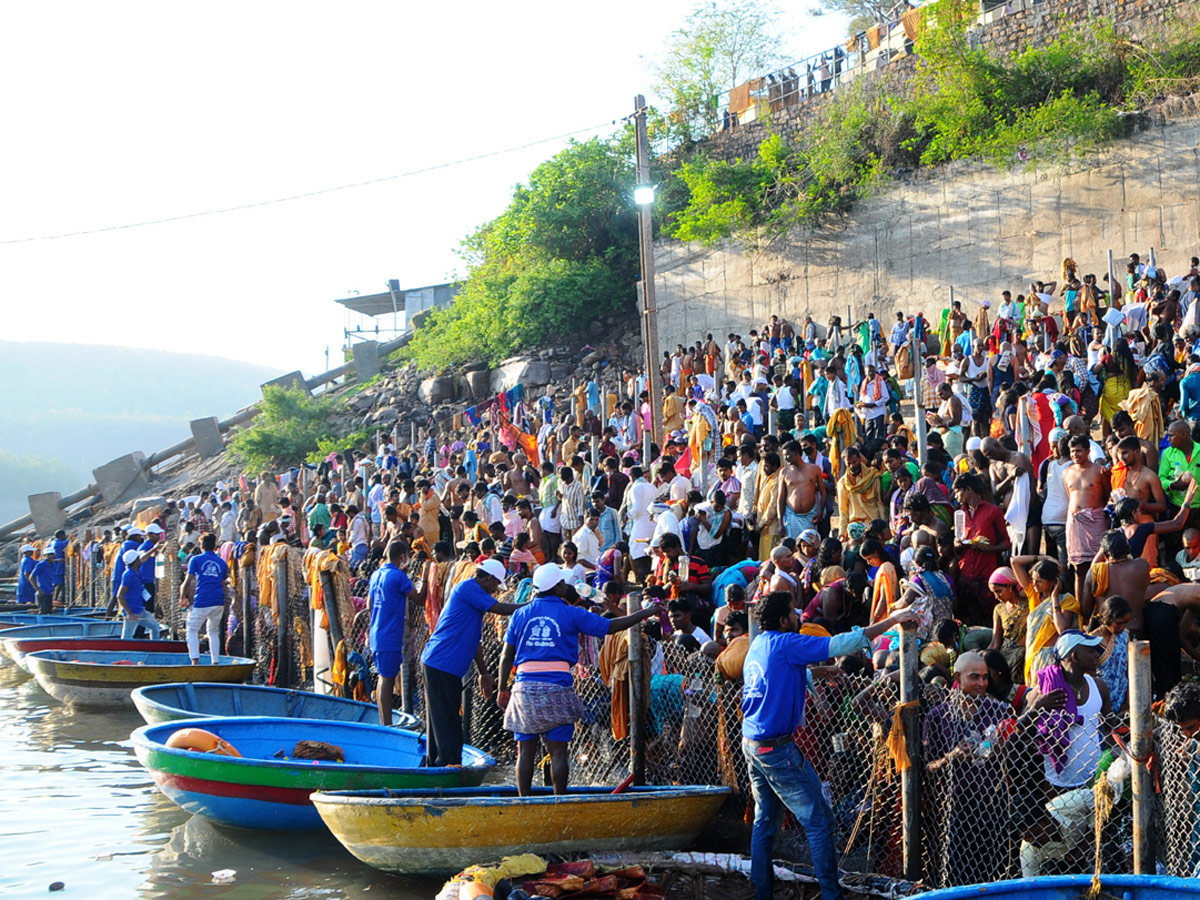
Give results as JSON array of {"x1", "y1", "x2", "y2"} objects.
[{"x1": 0, "y1": 1, "x2": 849, "y2": 376}]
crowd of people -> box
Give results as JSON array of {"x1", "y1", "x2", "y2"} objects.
[{"x1": 18, "y1": 247, "x2": 1200, "y2": 897}]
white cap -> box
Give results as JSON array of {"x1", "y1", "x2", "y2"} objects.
[
  {"x1": 122, "y1": 548, "x2": 141, "y2": 565},
  {"x1": 966, "y1": 436, "x2": 983, "y2": 452},
  {"x1": 145, "y1": 523, "x2": 165, "y2": 535},
  {"x1": 270, "y1": 533, "x2": 286, "y2": 544},
  {"x1": 532, "y1": 563, "x2": 565, "y2": 593},
  {"x1": 20, "y1": 544, "x2": 35, "y2": 553},
  {"x1": 126, "y1": 525, "x2": 145, "y2": 537},
  {"x1": 476, "y1": 559, "x2": 507, "y2": 582}
]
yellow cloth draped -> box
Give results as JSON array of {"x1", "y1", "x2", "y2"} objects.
[
  {"x1": 870, "y1": 561, "x2": 900, "y2": 624},
  {"x1": 686, "y1": 409, "x2": 711, "y2": 472},
  {"x1": 1024, "y1": 586, "x2": 1080, "y2": 683},
  {"x1": 257, "y1": 543, "x2": 290, "y2": 623},
  {"x1": 886, "y1": 700, "x2": 918, "y2": 773},
  {"x1": 826, "y1": 408, "x2": 856, "y2": 479},
  {"x1": 1126, "y1": 386, "x2": 1164, "y2": 449}
]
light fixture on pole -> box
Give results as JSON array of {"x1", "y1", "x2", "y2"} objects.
[{"x1": 633, "y1": 94, "x2": 662, "y2": 455}]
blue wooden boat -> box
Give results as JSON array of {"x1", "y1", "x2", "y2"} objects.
[
  {"x1": 0, "y1": 620, "x2": 124, "y2": 665},
  {"x1": 921, "y1": 876, "x2": 1200, "y2": 900},
  {"x1": 132, "y1": 683, "x2": 421, "y2": 731},
  {"x1": 25, "y1": 650, "x2": 255, "y2": 707},
  {"x1": 0, "y1": 614, "x2": 95, "y2": 631},
  {"x1": 63, "y1": 606, "x2": 111, "y2": 617},
  {"x1": 6, "y1": 636, "x2": 187, "y2": 674},
  {"x1": 131, "y1": 717, "x2": 494, "y2": 830}
]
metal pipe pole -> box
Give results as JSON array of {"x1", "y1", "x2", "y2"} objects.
[
  {"x1": 1108, "y1": 249, "x2": 1117, "y2": 310},
  {"x1": 1129, "y1": 639, "x2": 1154, "y2": 873},
  {"x1": 898, "y1": 620, "x2": 922, "y2": 881},
  {"x1": 912, "y1": 324, "x2": 928, "y2": 468},
  {"x1": 634, "y1": 94, "x2": 662, "y2": 446},
  {"x1": 627, "y1": 590, "x2": 647, "y2": 784}
]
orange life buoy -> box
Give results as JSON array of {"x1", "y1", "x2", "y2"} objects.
[{"x1": 165, "y1": 727, "x2": 242, "y2": 757}]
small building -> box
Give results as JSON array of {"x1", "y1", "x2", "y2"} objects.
[{"x1": 335, "y1": 280, "x2": 461, "y2": 348}]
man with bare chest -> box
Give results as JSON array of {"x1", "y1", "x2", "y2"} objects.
[
  {"x1": 503, "y1": 453, "x2": 537, "y2": 498},
  {"x1": 1063, "y1": 435, "x2": 1110, "y2": 604},
  {"x1": 1116, "y1": 435, "x2": 1167, "y2": 565},
  {"x1": 777, "y1": 440, "x2": 827, "y2": 541}
]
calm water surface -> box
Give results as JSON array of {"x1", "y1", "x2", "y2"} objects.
[{"x1": 0, "y1": 664, "x2": 440, "y2": 900}]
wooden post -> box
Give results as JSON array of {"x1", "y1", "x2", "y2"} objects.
[
  {"x1": 241, "y1": 560, "x2": 253, "y2": 661},
  {"x1": 1108, "y1": 249, "x2": 1117, "y2": 311},
  {"x1": 319, "y1": 569, "x2": 346, "y2": 697},
  {"x1": 1129, "y1": 639, "x2": 1154, "y2": 873},
  {"x1": 898, "y1": 620, "x2": 922, "y2": 881},
  {"x1": 274, "y1": 553, "x2": 290, "y2": 688},
  {"x1": 643, "y1": 429, "x2": 653, "y2": 470},
  {"x1": 590, "y1": 435, "x2": 600, "y2": 486},
  {"x1": 627, "y1": 590, "x2": 647, "y2": 784}
]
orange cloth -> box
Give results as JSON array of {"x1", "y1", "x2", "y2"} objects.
[{"x1": 716, "y1": 634, "x2": 750, "y2": 680}]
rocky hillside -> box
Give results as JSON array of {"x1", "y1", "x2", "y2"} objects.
[{"x1": 0, "y1": 312, "x2": 645, "y2": 577}]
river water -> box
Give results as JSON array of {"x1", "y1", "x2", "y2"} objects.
[{"x1": 0, "y1": 664, "x2": 439, "y2": 900}]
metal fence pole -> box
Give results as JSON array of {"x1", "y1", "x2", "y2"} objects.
[
  {"x1": 274, "y1": 553, "x2": 289, "y2": 688},
  {"x1": 898, "y1": 620, "x2": 922, "y2": 881},
  {"x1": 241, "y1": 561, "x2": 253, "y2": 662},
  {"x1": 1129, "y1": 639, "x2": 1154, "y2": 873},
  {"x1": 628, "y1": 590, "x2": 647, "y2": 785},
  {"x1": 913, "y1": 323, "x2": 928, "y2": 468}
]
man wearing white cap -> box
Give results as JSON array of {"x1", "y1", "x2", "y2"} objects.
[
  {"x1": 107, "y1": 525, "x2": 144, "y2": 616},
  {"x1": 419, "y1": 558, "x2": 519, "y2": 767},
  {"x1": 498, "y1": 563, "x2": 660, "y2": 795},
  {"x1": 116, "y1": 547, "x2": 162, "y2": 640},
  {"x1": 1017, "y1": 629, "x2": 1110, "y2": 876},
  {"x1": 138, "y1": 523, "x2": 165, "y2": 614},
  {"x1": 16, "y1": 545, "x2": 37, "y2": 608}
]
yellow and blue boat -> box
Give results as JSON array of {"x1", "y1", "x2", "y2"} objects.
[
  {"x1": 310, "y1": 784, "x2": 730, "y2": 875},
  {"x1": 25, "y1": 650, "x2": 254, "y2": 707}
]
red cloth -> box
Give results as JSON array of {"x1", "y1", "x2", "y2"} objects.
[
  {"x1": 1031, "y1": 392, "x2": 1055, "y2": 472},
  {"x1": 959, "y1": 501, "x2": 1009, "y2": 580}
]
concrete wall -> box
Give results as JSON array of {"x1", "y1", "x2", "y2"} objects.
[{"x1": 653, "y1": 112, "x2": 1200, "y2": 344}]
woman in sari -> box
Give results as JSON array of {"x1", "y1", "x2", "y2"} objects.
[
  {"x1": 895, "y1": 546, "x2": 954, "y2": 640},
  {"x1": 1095, "y1": 337, "x2": 1140, "y2": 432},
  {"x1": 864, "y1": 538, "x2": 900, "y2": 625},
  {"x1": 1011, "y1": 554, "x2": 1079, "y2": 684},
  {"x1": 1091, "y1": 594, "x2": 1132, "y2": 712}
]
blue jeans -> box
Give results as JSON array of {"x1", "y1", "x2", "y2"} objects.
[
  {"x1": 743, "y1": 738, "x2": 842, "y2": 900},
  {"x1": 121, "y1": 610, "x2": 161, "y2": 640}
]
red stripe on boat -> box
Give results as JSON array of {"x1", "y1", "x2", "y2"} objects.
[{"x1": 154, "y1": 772, "x2": 313, "y2": 806}]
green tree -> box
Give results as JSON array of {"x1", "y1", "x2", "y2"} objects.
[
  {"x1": 650, "y1": 0, "x2": 788, "y2": 139},
  {"x1": 229, "y1": 386, "x2": 336, "y2": 472},
  {"x1": 404, "y1": 136, "x2": 640, "y2": 369}
]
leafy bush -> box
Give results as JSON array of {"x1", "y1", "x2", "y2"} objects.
[
  {"x1": 306, "y1": 430, "x2": 372, "y2": 465},
  {"x1": 404, "y1": 136, "x2": 641, "y2": 369},
  {"x1": 229, "y1": 387, "x2": 337, "y2": 472}
]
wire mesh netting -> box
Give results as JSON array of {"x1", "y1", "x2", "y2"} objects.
[{"x1": 1156, "y1": 716, "x2": 1200, "y2": 877}]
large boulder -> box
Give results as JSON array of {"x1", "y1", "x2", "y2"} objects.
[
  {"x1": 418, "y1": 376, "x2": 458, "y2": 405},
  {"x1": 490, "y1": 359, "x2": 551, "y2": 392},
  {"x1": 464, "y1": 370, "x2": 491, "y2": 400},
  {"x1": 372, "y1": 406, "x2": 399, "y2": 426}
]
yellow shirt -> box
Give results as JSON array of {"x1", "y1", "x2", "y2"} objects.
[{"x1": 837, "y1": 467, "x2": 885, "y2": 526}]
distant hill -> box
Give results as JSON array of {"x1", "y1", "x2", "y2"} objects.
[{"x1": 0, "y1": 341, "x2": 282, "y2": 523}]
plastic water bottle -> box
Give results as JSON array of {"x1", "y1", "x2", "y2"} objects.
[
  {"x1": 954, "y1": 509, "x2": 967, "y2": 542},
  {"x1": 978, "y1": 724, "x2": 998, "y2": 759}
]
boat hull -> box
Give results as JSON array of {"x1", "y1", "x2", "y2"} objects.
[
  {"x1": 132, "y1": 717, "x2": 494, "y2": 830},
  {"x1": 25, "y1": 651, "x2": 255, "y2": 708},
  {"x1": 7, "y1": 638, "x2": 187, "y2": 673},
  {"x1": 0, "y1": 622, "x2": 125, "y2": 664},
  {"x1": 0, "y1": 615, "x2": 96, "y2": 631},
  {"x1": 131, "y1": 682, "x2": 420, "y2": 731},
  {"x1": 310, "y1": 785, "x2": 730, "y2": 874}
]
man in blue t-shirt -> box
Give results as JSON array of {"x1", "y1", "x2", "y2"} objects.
[
  {"x1": 49, "y1": 530, "x2": 69, "y2": 604},
  {"x1": 107, "y1": 525, "x2": 144, "y2": 615},
  {"x1": 16, "y1": 545, "x2": 37, "y2": 607},
  {"x1": 27, "y1": 550, "x2": 57, "y2": 614},
  {"x1": 368, "y1": 541, "x2": 414, "y2": 726},
  {"x1": 740, "y1": 591, "x2": 917, "y2": 900},
  {"x1": 180, "y1": 533, "x2": 230, "y2": 663},
  {"x1": 138, "y1": 523, "x2": 165, "y2": 613},
  {"x1": 419, "y1": 558, "x2": 519, "y2": 766},
  {"x1": 498, "y1": 563, "x2": 659, "y2": 795},
  {"x1": 116, "y1": 548, "x2": 162, "y2": 640}
]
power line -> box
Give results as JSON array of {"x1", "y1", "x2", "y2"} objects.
[{"x1": 0, "y1": 120, "x2": 620, "y2": 245}]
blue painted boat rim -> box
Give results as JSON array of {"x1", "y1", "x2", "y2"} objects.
[
  {"x1": 917, "y1": 875, "x2": 1200, "y2": 899},
  {"x1": 131, "y1": 717, "x2": 495, "y2": 773},
  {"x1": 130, "y1": 683, "x2": 421, "y2": 727},
  {"x1": 311, "y1": 784, "x2": 732, "y2": 807}
]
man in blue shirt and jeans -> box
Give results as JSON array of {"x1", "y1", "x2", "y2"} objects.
[
  {"x1": 369, "y1": 540, "x2": 414, "y2": 727},
  {"x1": 420, "y1": 558, "x2": 519, "y2": 766},
  {"x1": 741, "y1": 591, "x2": 918, "y2": 900}
]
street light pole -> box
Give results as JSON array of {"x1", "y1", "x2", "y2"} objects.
[{"x1": 634, "y1": 94, "x2": 662, "y2": 452}]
